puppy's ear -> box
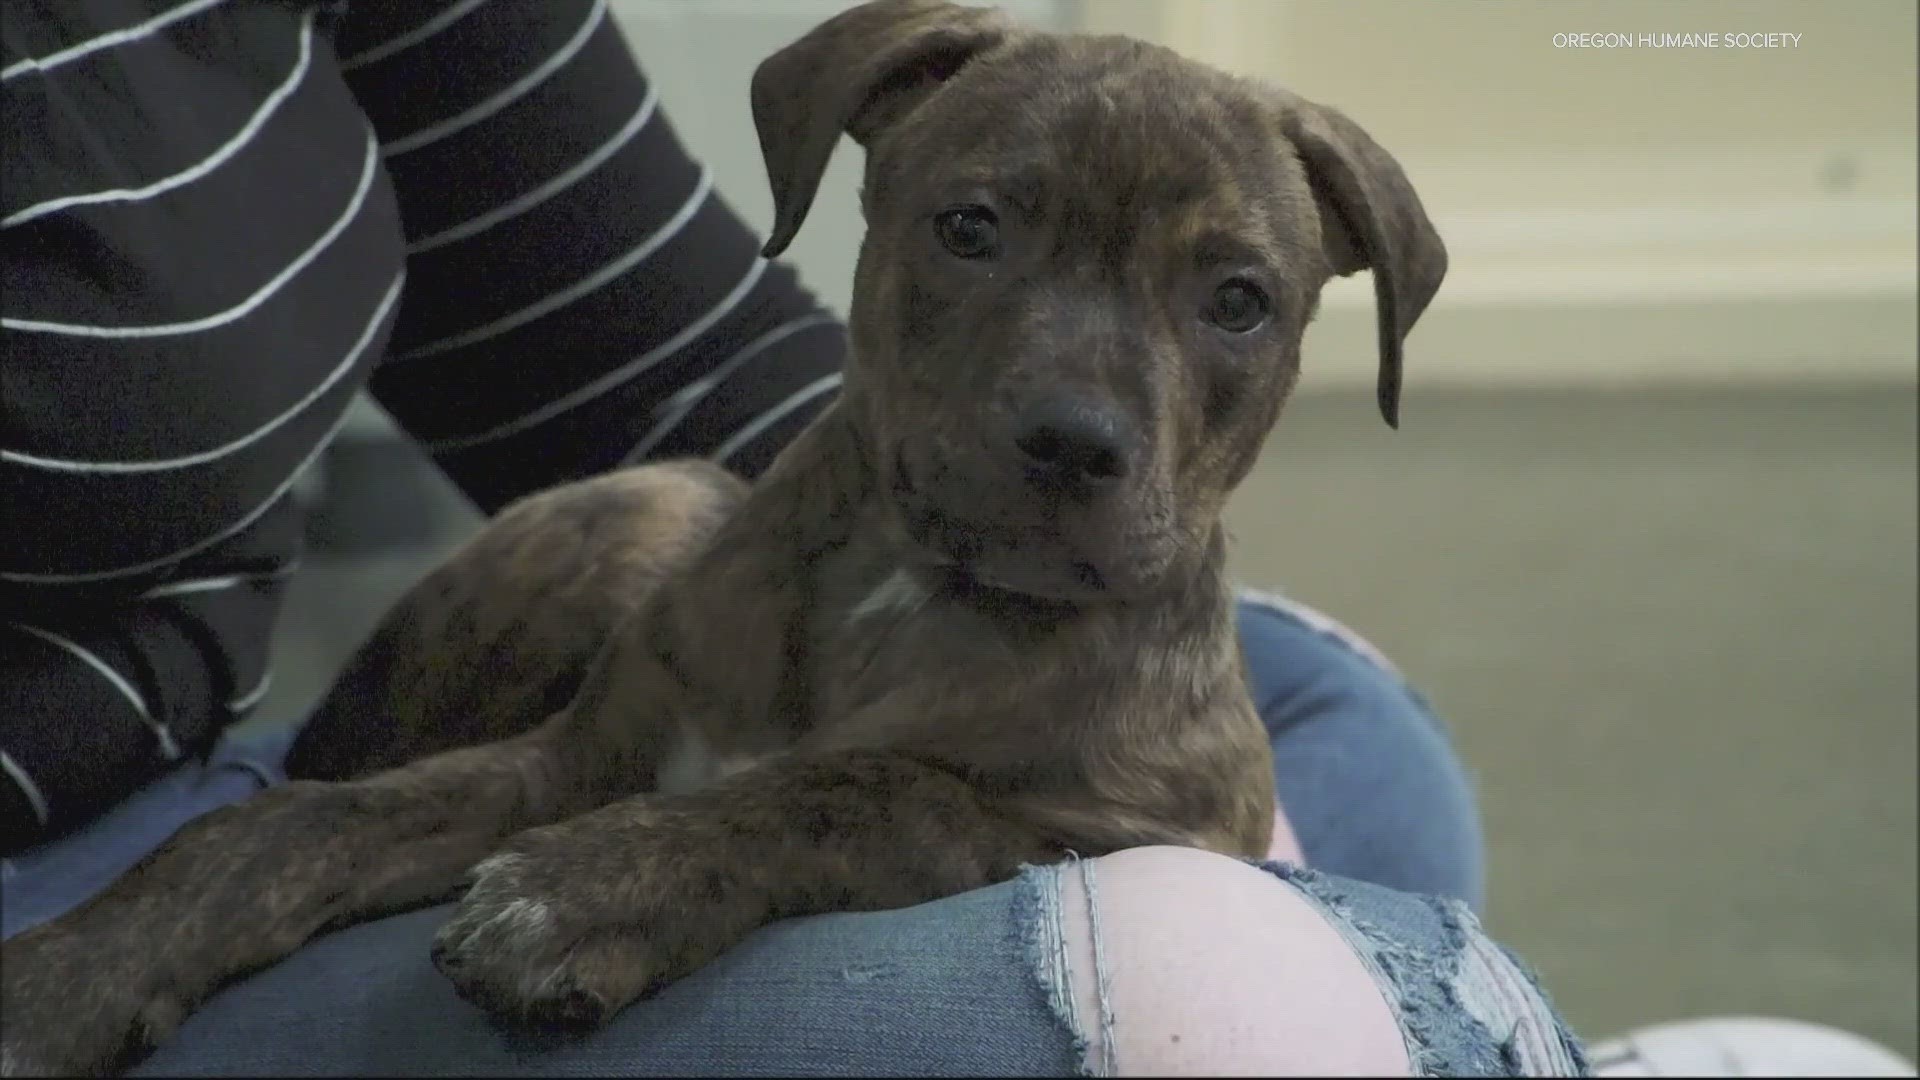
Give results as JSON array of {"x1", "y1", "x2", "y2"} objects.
[
  {"x1": 1277, "y1": 94, "x2": 1447, "y2": 428},
  {"x1": 751, "y1": 0, "x2": 1011, "y2": 258}
]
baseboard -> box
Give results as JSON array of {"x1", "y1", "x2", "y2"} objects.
[
  {"x1": 1305, "y1": 290, "x2": 1914, "y2": 389},
  {"x1": 1303, "y1": 196, "x2": 1918, "y2": 388}
]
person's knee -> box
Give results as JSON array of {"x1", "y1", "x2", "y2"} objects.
[
  {"x1": 1235, "y1": 591, "x2": 1414, "y2": 722},
  {"x1": 1041, "y1": 846, "x2": 1411, "y2": 1076},
  {"x1": 1235, "y1": 592, "x2": 1486, "y2": 908}
]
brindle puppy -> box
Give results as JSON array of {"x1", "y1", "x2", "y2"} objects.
[{"x1": 0, "y1": 1, "x2": 1445, "y2": 1073}]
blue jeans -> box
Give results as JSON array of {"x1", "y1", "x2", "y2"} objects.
[{"x1": 3, "y1": 593, "x2": 1577, "y2": 1075}]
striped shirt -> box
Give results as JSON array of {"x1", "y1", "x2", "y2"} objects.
[{"x1": 0, "y1": 0, "x2": 847, "y2": 852}]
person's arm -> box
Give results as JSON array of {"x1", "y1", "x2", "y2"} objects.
[
  {"x1": 0, "y1": 589, "x2": 277, "y2": 853},
  {"x1": 0, "y1": 0, "x2": 846, "y2": 852},
  {"x1": 2, "y1": 0, "x2": 349, "y2": 853},
  {"x1": 335, "y1": 0, "x2": 848, "y2": 510}
]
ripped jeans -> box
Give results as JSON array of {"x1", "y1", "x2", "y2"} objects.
[{"x1": 2, "y1": 591, "x2": 1587, "y2": 1076}]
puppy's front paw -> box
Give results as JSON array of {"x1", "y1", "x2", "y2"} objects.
[
  {"x1": 430, "y1": 850, "x2": 595, "y2": 1029},
  {"x1": 1, "y1": 921, "x2": 188, "y2": 1077},
  {"x1": 430, "y1": 842, "x2": 682, "y2": 1034}
]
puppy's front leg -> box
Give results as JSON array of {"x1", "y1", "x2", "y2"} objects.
[
  {"x1": 0, "y1": 716, "x2": 603, "y2": 1078},
  {"x1": 431, "y1": 752, "x2": 1060, "y2": 1030}
]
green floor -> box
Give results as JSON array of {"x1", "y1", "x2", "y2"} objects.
[
  {"x1": 1226, "y1": 380, "x2": 1918, "y2": 1058},
  {"x1": 268, "y1": 379, "x2": 1919, "y2": 1058}
]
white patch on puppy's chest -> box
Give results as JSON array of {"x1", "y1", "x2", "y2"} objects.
[
  {"x1": 654, "y1": 726, "x2": 761, "y2": 797},
  {"x1": 847, "y1": 568, "x2": 930, "y2": 626}
]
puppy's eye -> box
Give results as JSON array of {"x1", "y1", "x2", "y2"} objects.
[
  {"x1": 1204, "y1": 278, "x2": 1270, "y2": 334},
  {"x1": 933, "y1": 205, "x2": 999, "y2": 259}
]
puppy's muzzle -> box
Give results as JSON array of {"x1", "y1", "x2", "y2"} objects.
[
  {"x1": 1008, "y1": 392, "x2": 1141, "y2": 501},
  {"x1": 888, "y1": 391, "x2": 1149, "y2": 603}
]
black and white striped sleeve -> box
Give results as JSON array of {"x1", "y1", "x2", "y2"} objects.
[
  {"x1": 0, "y1": 0, "x2": 850, "y2": 851},
  {"x1": 2, "y1": 0, "x2": 378, "y2": 849},
  {"x1": 336, "y1": 0, "x2": 849, "y2": 510}
]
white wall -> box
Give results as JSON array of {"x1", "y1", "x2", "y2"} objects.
[
  {"x1": 608, "y1": 0, "x2": 1072, "y2": 318},
  {"x1": 607, "y1": 0, "x2": 1917, "y2": 387}
]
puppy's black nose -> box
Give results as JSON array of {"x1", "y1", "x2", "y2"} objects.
[{"x1": 1012, "y1": 395, "x2": 1139, "y2": 488}]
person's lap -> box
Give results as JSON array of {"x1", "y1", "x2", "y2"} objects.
[
  {"x1": 5, "y1": 591, "x2": 1556, "y2": 1076},
  {"x1": 123, "y1": 853, "x2": 1581, "y2": 1077},
  {"x1": 1238, "y1": 587, "x2": 1485, "y2": 910}
]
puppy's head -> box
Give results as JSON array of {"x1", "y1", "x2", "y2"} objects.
[{"x1": 754, "y1": 0, "x2": 1445, "y2": 603}]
